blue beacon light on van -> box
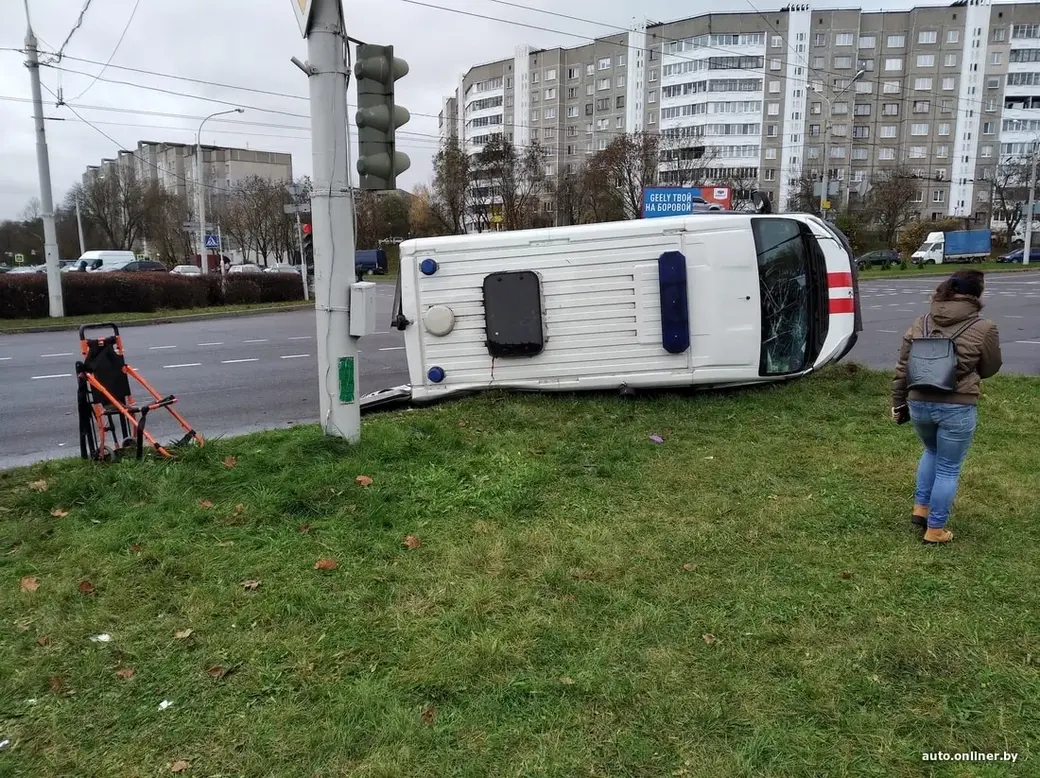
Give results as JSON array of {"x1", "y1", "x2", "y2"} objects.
[
  {"x1": 420, "y1": 258, "x2": 438, "y2": 275},
  {"x1": 427, "y1": 366, "x2": 445, "y2": 383}
]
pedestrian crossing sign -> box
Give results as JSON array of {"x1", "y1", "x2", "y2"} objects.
[{"x1": 205, "y1": 234, "x2": 221, "y2": 250}]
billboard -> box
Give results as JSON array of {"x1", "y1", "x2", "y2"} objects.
[{"x1": 641, "y1": 186, "x2": 733, "y2": 218}]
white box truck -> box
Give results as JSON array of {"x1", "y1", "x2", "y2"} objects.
[
  {"x1": 375, "y1": 211, "x2": 862, "y2": 406},
  {"x1": 911, "y1": 229, "x2": 991, "y2": 265}
]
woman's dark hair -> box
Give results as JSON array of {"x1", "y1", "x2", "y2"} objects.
[{"x1": 934, "y1": 269, "x2": 984, "y2": 301}]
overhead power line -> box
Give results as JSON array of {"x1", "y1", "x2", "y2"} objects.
[
  {"x1": 51, "y1": 0, "x2": 95, "y2": 63},
  {"x1": 67, "y1": 0, "x2": 142, "y2": 101}
]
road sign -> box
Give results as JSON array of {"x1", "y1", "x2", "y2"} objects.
[
  {"x1": 205, "y1": 234, "x2": 221, "y2": 250},
  {"x1": 283, "y1": 203, "x2": 312, "y2": 215},
  {"x1": 291, "y1": 0, "x2": 315, "y2": 36},
  {"x1": 14, "y1": 253, "x2": 24, "y2": 264},
  {"x1": 641, "y1": 187, "x2": 733, "y2": 218}
]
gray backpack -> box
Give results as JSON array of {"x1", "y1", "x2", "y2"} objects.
[{"x1": 906, "y1": 315, "x2": 979, "y2": 392}]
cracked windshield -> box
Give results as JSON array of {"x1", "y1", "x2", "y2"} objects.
[{"x1": 754, "y1": 218, "x2": 811, "y2": 375}]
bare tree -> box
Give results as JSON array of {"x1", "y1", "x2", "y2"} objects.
[
  {"x1": 20, "y1": 197, "x2": 42, "y2": 223},
  {"x1": 219, "y1": 176, "x2": 291, "y2": 265},
  {"x1": 474, "y1": 135, "x2": 545, "y2": 231},
  {"x1": 864, "y1": 167, "x2": 920, "y2": 248},
  {"x1": 409, "y1": 183, "x2": 451, "y2": 237},
  {"x1": 144, "y1": 189, "x2": 194, "y2": 265},
  {"x1": 991, "y1": 153, "x2": 1035, "y2": 244},
  {"x1": 785, "y1": 173, "x2": 822, "y2": 216},
  {"x1": 431, "y1": 137, "x2": 471, "y2": 234},
  {"x1": 77, "y1": 167, "x2": 165, "y2": 250},
  {"x1": 659, "y1": 139, "x2": 720, "y2": 188},
  {"x1": 595, "y1": 132, "x2": 660, "y2": 219}
]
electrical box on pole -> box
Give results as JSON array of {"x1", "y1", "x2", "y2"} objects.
[{"x1": 354, "y1": 44, "x2": 410, "y2": 191}]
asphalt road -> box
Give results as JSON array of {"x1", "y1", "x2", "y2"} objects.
[{"x1": 2, "y1": 272, "x2": 1038, "y2": 469}]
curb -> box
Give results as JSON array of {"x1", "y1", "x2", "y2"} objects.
[
  {"x1": 860, "y1": 266, "x2": 1037, "y2": 282},
  {"x1": 0, "y1": 303, "x2": 313, "y2": 335}
]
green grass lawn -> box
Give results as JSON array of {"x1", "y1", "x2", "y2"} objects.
[
  {"x1": 0, "y1": 301, "x2": 310, "y2": 334},
  {"x1": 860, "y1": 261, "x2": 1034, "y2": 281},
  {"x1": 2, "y1": 366, "x2": 1039, "y2": 776}
]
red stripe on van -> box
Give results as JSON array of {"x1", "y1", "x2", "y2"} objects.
[
  {"x1": 829, "y1": 297, "x2": 856, "y2": 314},
  {"x1": 827, "y1": 271, "x2": 853, "y2": 288}
]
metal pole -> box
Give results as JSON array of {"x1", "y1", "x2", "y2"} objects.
[
  {"x1": 75, "y1": 195, "x2": 86, "y2": 255},
  {"x1": 195, "y1": 145, "x2": 207, "y2": 273},
  {"x1": 820, "y1": 108, "x2": 830, "y2": 217},
  {"x1": 295, "y1": 209, "x2": 309, "y2": 301},
  {"x1": 25, "y1": 25, "x2": 64, "y2": 317},
  {"x1": 1024, "y1": 148, "x2": 1037, "y2": 267},
  {"x1": 304, "y1": 0, "x2": 359, "y2": 441},
  {"x1": 218, "y1": 222, "x2": 225, "y2": 279}
]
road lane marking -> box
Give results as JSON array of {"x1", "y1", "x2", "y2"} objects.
[
  {"x1": 149, "y1": 345, "x2": 177, "y2": 350},
  {"x1": 163, "y1": 363, "x2": 201, "y2": 369},
  {"x1": 197, "y1": 342, "x2": 223, "y2": 346},
  {"x1": 0, "y1": 357, "x2": 10, "y2": 361},
  {"x1": 40, "y1": 352, "x2": 73, "y2": 358},
  {"x1": 287, "y1": 335, "x2": 310, "y2": 340},
  {"x1": 378, "y1": 346, "x2": 405, "y2": 351},
  {"x1": 279, "y1": 354, "x2": 310, "y2": 359},
  {"x1": 221, "y1": 358, "x2": 259, "y2": 364},
  {"x1": 1014, "y1": 340, "x2": 1040, "y2": 345},
  {"x1": 1006, "y1": 315, "x2": 1024, "y2": 319},
  {"x1": 878, "y1": 329, "x2": 898, "y2": 333},
  {"x1": 243, "y1": 339, "x2": 269, "y2": 343},
  {"x1": 31, "y1": 373, "x2": 70, "y2": 380}
]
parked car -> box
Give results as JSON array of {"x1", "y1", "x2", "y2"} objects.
[
  {"x1": 6, "y1": 265, "x2": 45, "y2": 274},
  {"x1": 997, "y1": 247, "x2": 1040, "y2": 263},
  {"x1": 170, "y1": 264, "x2": 202, "y2": 276},
  {"x1": 855, "y1": 249, "x2": 900, "y2": 270},
  {"x1": 228, "y1": 263, "x2": 262, "y2": 275},
  {"x1": 264, "y1": 263, "x2": 301, "y2": 275},
  {"x1": 690, "y1": 196, "x2": 723, "y2": 212},
  {"x1": 97, "y1": 260, "x2": 168, "y2": 273}
]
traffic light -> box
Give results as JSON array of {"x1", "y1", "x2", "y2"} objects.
[
  {"x1": 354, "y1": 43, "x2": 410, "y2": 191},
  {"x1": 301, "y1": 222, "x2": 313, "y2": 268}
]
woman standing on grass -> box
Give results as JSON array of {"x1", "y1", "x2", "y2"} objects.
[{"x1": 891, "y1": 269, "x2": 1003, "y2": 544}]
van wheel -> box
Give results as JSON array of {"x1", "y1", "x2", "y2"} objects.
[{"x1": 925, "y1": 259, "x2": 936, "y2": 265}]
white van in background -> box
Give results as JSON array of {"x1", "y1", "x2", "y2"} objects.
[{"x1": 73, "y1": 250, "x2": 138, "y2": 272}]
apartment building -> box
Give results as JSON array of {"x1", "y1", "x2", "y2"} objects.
[
  {"x1": 83, "y1": 142, "x2": 294, "y2": 215},
  {"x1": 437, "y1": 0, "x2": 1040, "y2": 229}
]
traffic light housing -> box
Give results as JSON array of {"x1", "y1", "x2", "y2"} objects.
[
  {"x1": 354, "y1": 43, "x2": 410, "y2": 191},
  {"x1": 301, "y1": 222, "x2": 313, "y2": 268}
]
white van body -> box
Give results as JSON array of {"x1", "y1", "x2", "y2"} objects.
[
  {"x1": 78, "y1": 250, "x2": 138, "y2": 272},
  {"x1": 391, "y1": 213, "x2": 861, "y2": 404}
]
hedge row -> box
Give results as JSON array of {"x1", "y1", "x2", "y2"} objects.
[{"x1": 0, "y1": 272, "x2": 305, "y2": 319}]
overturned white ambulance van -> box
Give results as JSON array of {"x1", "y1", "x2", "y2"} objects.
[{"x1": 385, "y1": 211, "x2": 862, "y2": 404}]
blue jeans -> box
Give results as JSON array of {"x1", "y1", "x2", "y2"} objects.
[{"x1": 908, "y1": 401, "x2": 978, "y2": 529}]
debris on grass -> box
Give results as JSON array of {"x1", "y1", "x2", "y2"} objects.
[
  {"x1": 174, "y1": 629, "x2": 194, "y2": 640},
  {"x1": 20, "y1": 576, "x2": 39, "y2": 593},
  {"x1": 355, "y1": 475, "x2": 373, "y2": 487},
  {"x1": 403, "y1": 535, "x2": 422, "y2": 550},
  {"x1": 314, "y1": 559, "x2": 338, "y2": 570}
]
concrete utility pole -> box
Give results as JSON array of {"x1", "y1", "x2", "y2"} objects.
[
  {"x1": 1024, "y1": 146, "x2": 1037, "y2": 267},
  {"x1": 818, "y1": 69, "x2": 865, "y2": 219},
  {"x1": 75, "y1": 194, "x2": 86, "y2": 255},
  {"x1": 24, "y1": 11, "x2": 64, "y2": 317},
  {"x1": 296, "y1": 0, "x2": 360, "y2": 441}
]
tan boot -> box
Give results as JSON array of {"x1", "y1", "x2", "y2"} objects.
[
  {"x1": 923, "y1": 527, "x2": 953, "y2": 544},
  {"x1": 912, "y1": 505, "x2": 929, "y2": 528}
]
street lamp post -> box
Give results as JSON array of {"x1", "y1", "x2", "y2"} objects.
[
  {"x1": 196, "y1": 108, "x2": 244, "y2": 274},
  {"x1": 817, "y1": 69, "x2": 866, "y2": 218}
]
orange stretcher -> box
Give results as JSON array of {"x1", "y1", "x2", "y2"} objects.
[{"x1": 75, "y1": 323, "x2": 203, "y2": 461}]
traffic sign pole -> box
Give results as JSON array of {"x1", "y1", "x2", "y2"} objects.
[{"x1": 298, "y1": 0, "x2": 359, "y2": 442}]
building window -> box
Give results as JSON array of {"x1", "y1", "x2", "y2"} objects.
[
  {"x1": 987, "y1": 77, "x2": 1000, "y2": 89},
  {"x1": 809, "y1": 124, "x2": 821, "y2": 136},
  {"x1": 947, "y1": 29, "x2": 960, "y2": 43},
  {"x1": 617, "y1": 54, "x2": 626, "y2": 67},
  {"x1": 942, "y1": 77, "x2": 956, "y2": 91},
  {"x1": 649, "y1": 69, "x2": 658, "y2": 82},
  {"x1": 944, "y1": 53, "x2": 958, "y2": 68},
  {"x1": 770, "y1": 58, "x2": 781, "y2": 71},
  {"x1": 546, "y1": 69, "x2": 557, "y2": 81},
  {"x1": 914, "y1": 77, "x2": 933, "y2": 91},
  {"x1": 568, "y1": 67, "x2": 579, "y2": 80},
  {"x1": 909, "y1": 146, "x2": 926, "y2": 158},
  {"x1": 883, "y1": 103, "x2": 899, "y2": 116},
  {"x1": 814, "y1": 33, "x2": 826, "y2": 46},
  {"x1": 853, "y1": 126, "x2": 870, "y2": 138},
  {"x1": 884, "y1": 58, "x2": 903, "y2": 72},
  {"x1": 835, "y1": 33, "x2": 854, "y2": 46},
  {"x1": 616, "y1": 116, "x2": 624, "y2": 128},
  {"x1": 586, "y1": 84, "x2": 594, "y2": 96},
  {"x1": 596, "y1": 118, "x2": 608, "y2": 130},
  {"x1": 830, "y1": 146, "x2": 847, "y2": 159},
  {"x1": 544, "y1": 88, "x2": 556, "y2": 99},
  {"x1": 858, "y1": 58, "x2": 875, "y2": 72},
  {"x1": 616, "y1": 95, "x2": 625, "y2": 109},
  {"x1": 567, "y1": 106, "x2": 578, "y2": 117},
  {"x1": 938, "y1": 122, "x2": 950, "y2": 135},
  {"x1": 812, "y1": 56, "x2": 825, "y2": 69},
  {"x1": 917, "y1": 54, "x2": 935, "y2": 68},
  {"x1": 764, "y1": 169, "x2": 776, "y2": 181},
  {"x1": 879, "y1": 148, "x2": 896, "y2": 160},
  {"x1": 768, "y1": 102, "x2": 780, "y2": 115},
  {"x1": 598, "y1": 57, "x2": 611, "y2": 70},
  {"x1": 765, "y1": 147, "x2": 777, "y2": 159},
  {"x1": 832, "y1": 101, "x2": 849, "y2": 115},
  {"x1": 918, "y1": 31, "x2": 937, "y2": 44},
  {"x1": 648, "y1": 90, "x2": 656, "y2": 103},
  {"x1": 770, "y1": 81, "x2": 782, "y2": 93},
  {"x1": 993, "y1": 27, "x2": 1007, "y2": 42},
  {"x1": 936, "y1": 146, "x2": 949, "y2": 158},
  {"x1": 810, "y1": 102, "x2": 821, "y2": 114},
  {"x1": 586, "y1": 64, "x2": 595, "y2": 75},
  {"x1": 543, "y1": 127, "x2": 555, "y2": 139},
  {"x1": 990, "y1": 52, "x2": 1003, "y2": 66},
  {"x1": 545, "y1": 108, "x2": 556, "y2": 119},
  {"x1": 911, "y1": 123, "x2": 929, "y2": 136},
  {"x1": 854, "y1": 103, "x2": 871, "y2": 116},
  {"x1": 859, "y1": 35, "x2": 876, "y2": 48},
  {"x1": 597, "y1": 78, "x2": 609, "y2": 90},
  {"x1": 887, "y1": 34, "x2": 905, "y2": 48},
  {"x1": 883, "y1": 80, "x2": 900, "y2": 94},
  {"x1": 881, "y1": 125, "x2": 897, "y2": 138},
  {"x1": 980, "y1": 144, "x2": 992, "y2": 158},
  {"x1": 1012, "y1": 24, "x2": 1040, "y2": 39},
  {"x1": 771, "y1": 35, "x2": 783, "y2": 48},
  {"x1": 852, "y1": 148, "x2": 869, "y2": 160},
  {"x1": 647, "y1": 112, "x2": 656, "y2": 124},
  {"x1": 933, "y1": 190, "x2": 945, "y2": 203},
  {"x1": 616, "y1": 75, "x2": 625, "y2": 88},
  {"x1": 834, "y1": 56, "x2": 853, "y2": 69},
  {"x1": 982, "y1": 121, "x2": 994, "y2": 134}
]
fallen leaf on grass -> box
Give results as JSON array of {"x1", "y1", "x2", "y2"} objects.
[
  {"x1": 297, "y1": 523, "x2": 313, "y2": 535},
  {"x1": 403, "y1": 535, "x2": 422, "y2": 550},
  {"x1": 89, "y1": 633, "x2": 111, "y2": 643},
  {"x1": 174, "y1": 629, "x2": 194, "y2": 640},
  {"x1": 20, "y1": 576, "x2": 40, "y2": 593},
  {"x1": 559, "y1": 676, "x2": 575, "y2": 685},
  {"x1": 48, "y1": 676, "x2": 64, "y2": 692},
  {"x1": 50, "y1": 508, "x2": 69, "y2": 518},
  {"x1": 314, "y1": 559, "x2": 338, "y2": 570},
  {"x1": 36, "y1": 635, "x2": 51, "y2": 647},
  {"x1": 216, "y1": 540, "x2": 235, "y2": 548},
  {"x1": 241, "y1": 580, "x2": 261, "y2": 591},
  {"x1": 457, "y1": 419, "x2": 467, "y2": 427},
  {"x1": 702, "y1": 634, "x2": 717, "y2": 645},
  {"x1": 420, "y1": 705, "x2": 437, "y2": 725},
  {"x1": 839, "y1": 571, "x2": 854, "y2": 580},
  {"x1": 206, "y1": 665, "x2": 237, "y2": 680},
  {"x1": 682, "y1": 563, "x2": 699, "y2": 573},
  {"x1": 355, "y1": 475, "x2": 373, "y2": 487},
  {"x1": 115, "y1": 667, "x2": 135, "y2": 680},
  {"x1": 170, "y1": 759, "x2": 190, "y2": 773},
  {"x1": 129, "y1": 543, "x2": 143, "y2": 553},
  {"x1": 28, "y1": 480, "x2": 48, "y2": 492},
  {"x1": 223, "y1": 455, "x2": 238, "y2": 468},
  {"x1": 232, "y1": 503, "x2": 245, "y2": 516},
  {"x1": 78, "y1": 580, "x2": 96, "y2": 596},
  {"x1": 158, "y1": 699, "x2": 173, "y2": 710},
  {"x1": 199, "y1": 500, "x2": 214, "y2": 509},
  {"x1": 649, "y1": 434, "x2": 665, "y2": 444}
]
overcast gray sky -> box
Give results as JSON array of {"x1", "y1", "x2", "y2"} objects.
[{"x1": 0, "y1": 0, "x2": 978, "y2": 220}]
